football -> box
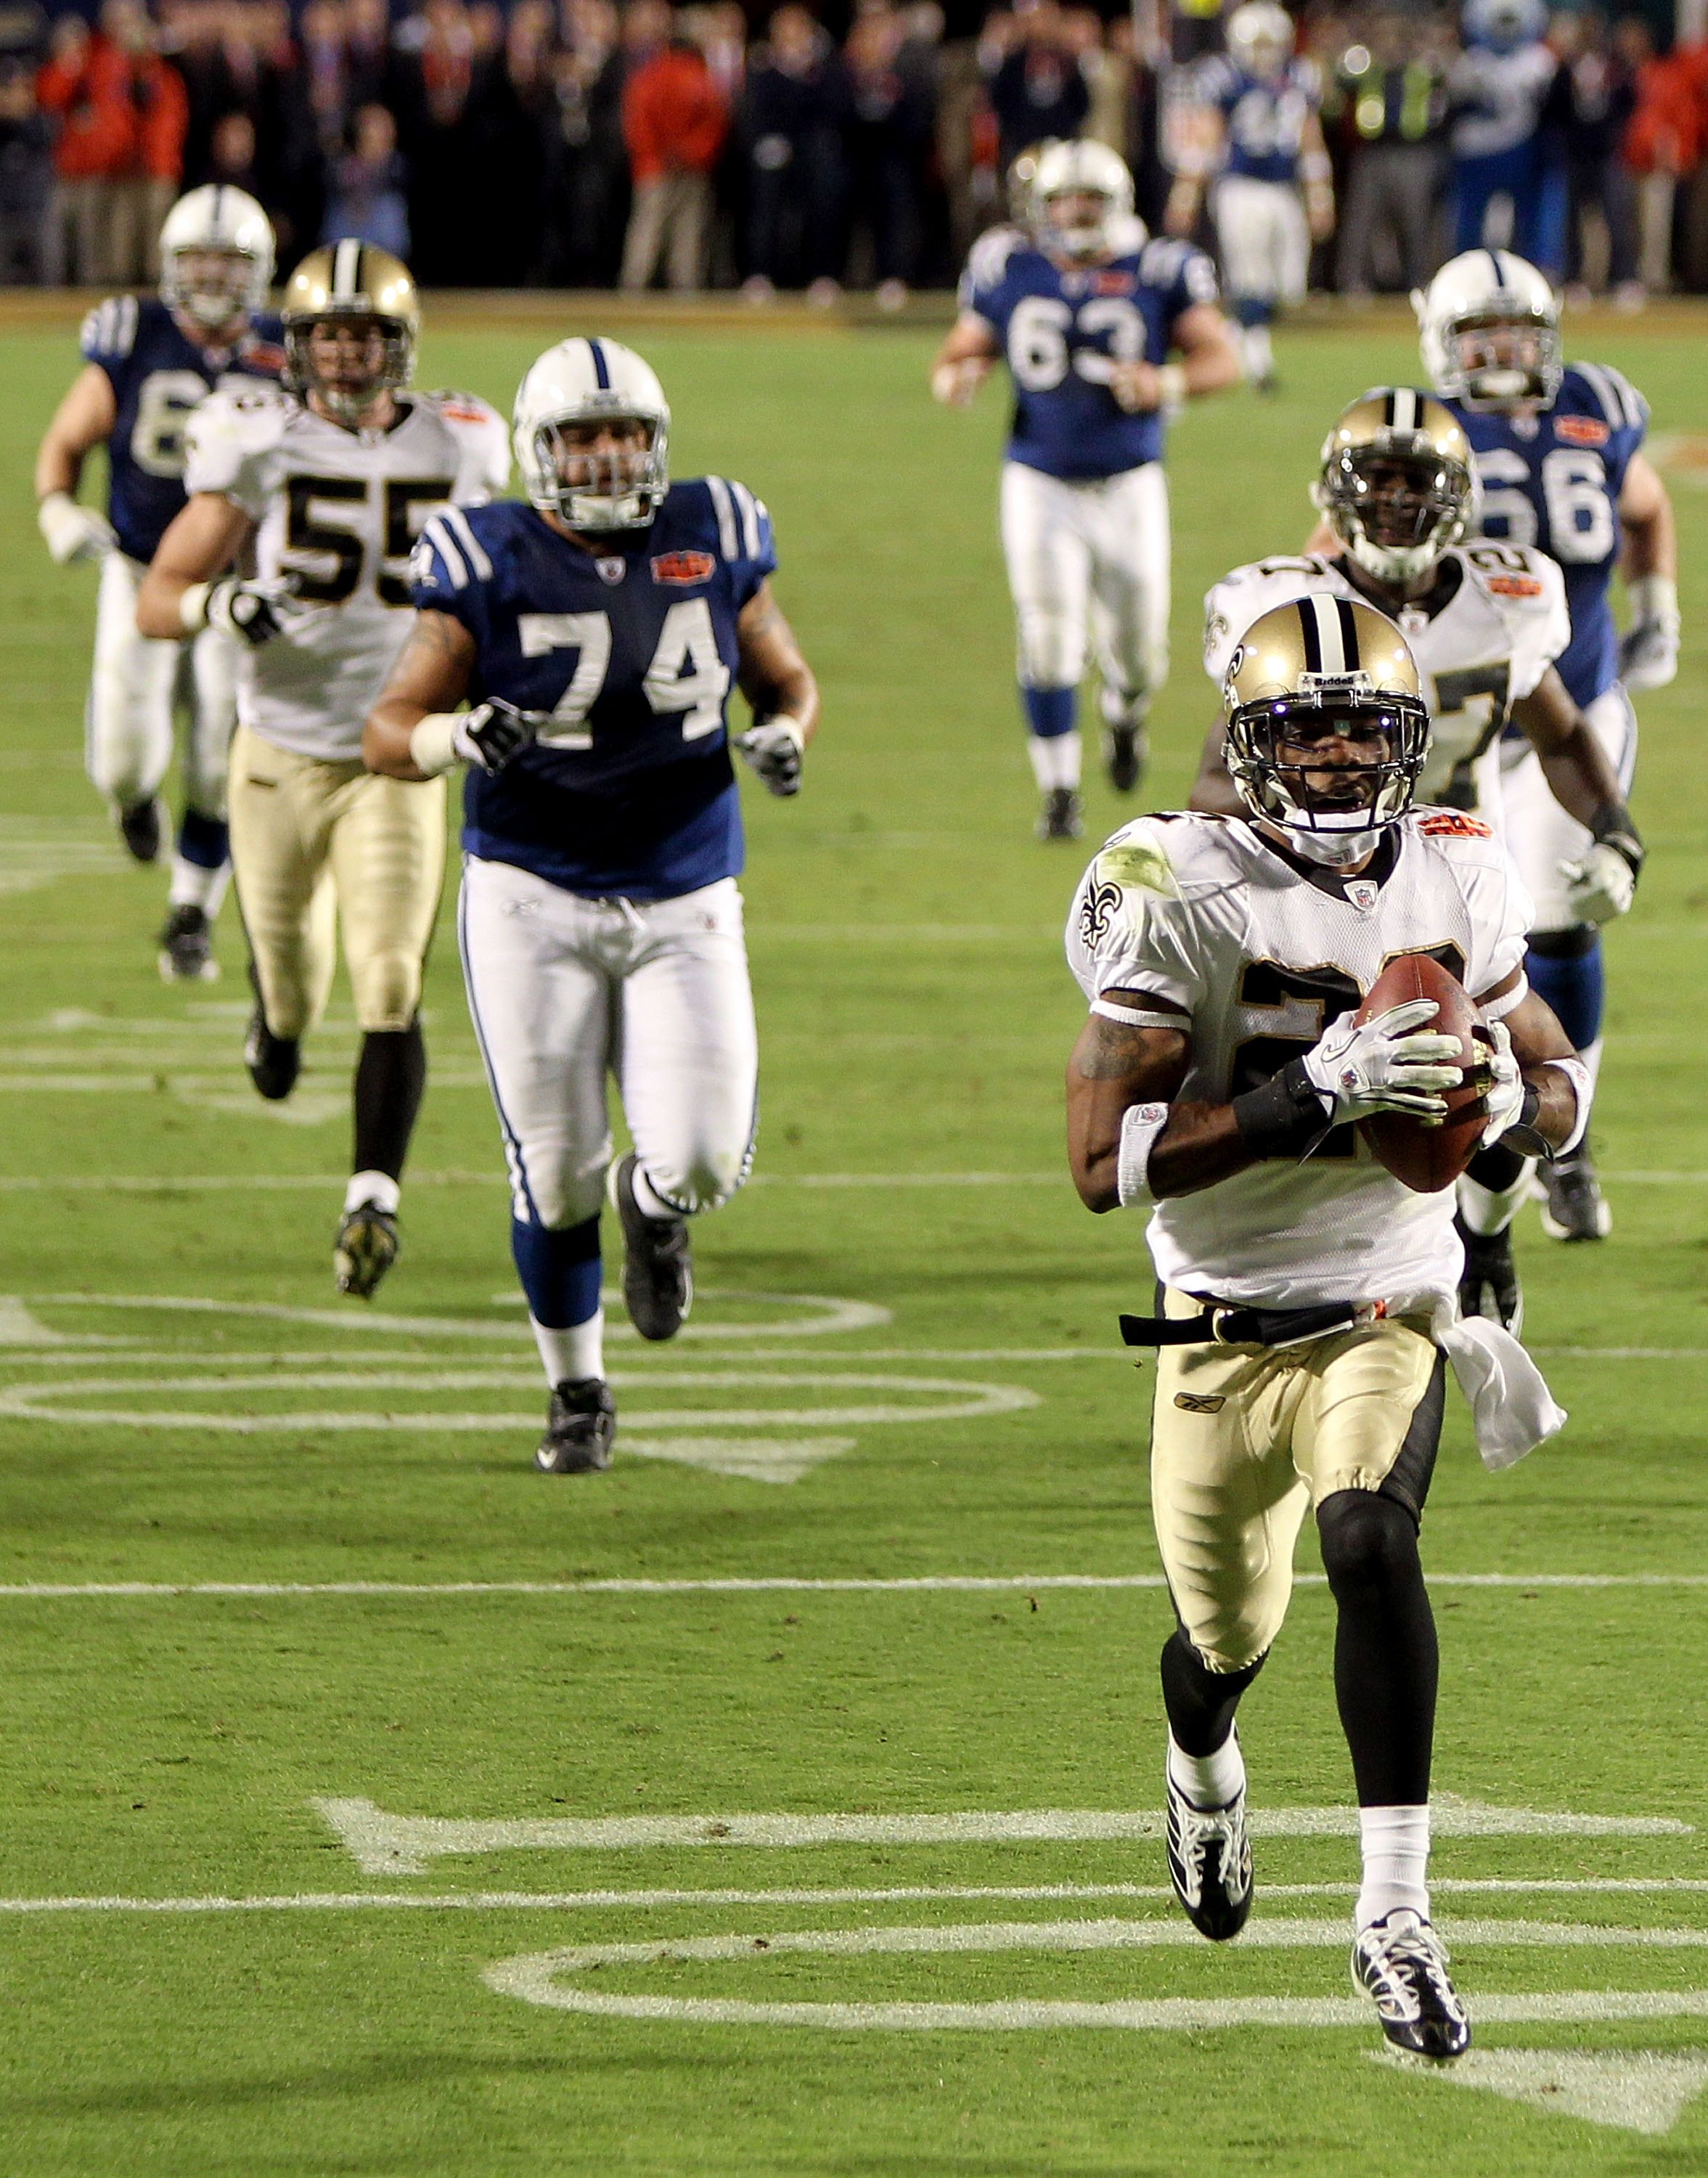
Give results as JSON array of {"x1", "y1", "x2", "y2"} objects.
[{"x1": 1355, "y1": 952, "x2": 1485, "y2": 1194}]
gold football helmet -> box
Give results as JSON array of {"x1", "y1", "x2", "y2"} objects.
[
  {"x1": 1311, "y1": 386, "x2": 1476, "y2": 590},
  {"x1": 282, "y1": 242, "x2": 420, "y2": 422},
  {"x1": 1222, "y1": 595, "x2": 1431, "y2": 843}
]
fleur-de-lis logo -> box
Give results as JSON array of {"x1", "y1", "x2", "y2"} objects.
[{"x1": 1079, "y1": 876, "x2": 1122, "y2": 951}]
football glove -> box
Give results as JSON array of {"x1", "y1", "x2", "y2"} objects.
[
  {"x1": 38, "y1": 490, "x2": 115, "y2": 564},
  {"x1": 454, "y1": 698, "x2": 540, "y2": 775},
  {"x1": 737, "y1": 716, "x2": 804, "y2": 796},
  {"x1": 1475, "y1": 1018, "x2": 1527, "y2": 1146},
  {"x1": 207, "y1": 576, "x2": 301, "y2": 647},
  {"x1": 1561, "y1": 799, "x2": 1643, "y2": 923},
  {"x1": 1618, "y1": 575, "x2": 1679, "y2": 691},
  {"x1": 1301, "y1": 999, "x2": 1465, "y2": 1125}
]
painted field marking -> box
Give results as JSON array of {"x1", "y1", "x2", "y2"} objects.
[
  {"x1": 7, "y1": 1875, "x2": 1708, "y2": 1915},
  {"x1": 314, "y1": 1798, "x2": 1688, "y2": 1875},
  {"x1": 7, "y1": 1571, "x2": 1708, "y2": 1598},
  {"x1": 3, "y1": 1168, "x2": 1701, "y2": 1191},
  {"x1": 1375, "y1": 2047, "x2": 1708, "y2": 2137}
]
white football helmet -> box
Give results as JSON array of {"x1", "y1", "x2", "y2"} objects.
[
  {"x1": 158, "y1": 184, "x2": 275, "y2": 333},
  {"x1": 1226, "y1": 0, "x2": 1294, "y2": 76},
  {"x1": 1031, "y1": 139, "x2": 1137, "y2": 262},
  {"x1": 1415, "y1": 248, "x2": 1563, "y2": 411},
  {"x1": 1463, "y1": 0, "x2": 1546, "y2": 50},
  {"x1": 513, "y1": 337, "x2": 670, "y2": 533}
]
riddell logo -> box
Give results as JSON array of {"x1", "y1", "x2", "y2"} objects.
[
  {"x1": 1556, "y1": 415, "x2": 1610, "y2": 446},
  {"x1": 652, "y1": 550, "x2": 715, "y2": 584}
]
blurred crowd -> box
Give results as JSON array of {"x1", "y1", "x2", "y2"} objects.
[{"x1": 0, "y1": 0, "x2": 1704, "y2": 297}]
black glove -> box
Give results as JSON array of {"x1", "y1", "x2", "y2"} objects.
[
  {"x1": 208, "y1": 576, "x2": 297, "y2": 648},
  {"x1": 457, "y1": 698, "x2": 542, "y2": 775}
]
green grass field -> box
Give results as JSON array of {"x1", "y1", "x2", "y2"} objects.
[{"x1": 2, "y1": 301, "x2": 1707, "y2": 2174}]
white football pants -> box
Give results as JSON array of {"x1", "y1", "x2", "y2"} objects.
[
  {"x1": 999, "y1": 458, "x2": 1171, "y2": 709},
  {"x1": 86, "y1": 549, "x2": 238, "y2": 817},
  {"x1": 458, "y1": 857, "x2": 759, "y2": 1231},
  {"x1": 1212, "y1": 174, "x2": 1310, "y2": 305},
  {"x1": 1498, "y1": 684, "x2": 1638, "y2": 931}
]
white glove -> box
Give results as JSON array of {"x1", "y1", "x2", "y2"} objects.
[
  {"x1": 737, "y1": 716, "x2": 804, "y2": 796},
  {"x1": 206, "y1": 576, "x2": 303, "y2": 647},
  {"x1": 1476, "y1": 1017, "x2": 1527, "y2": 1146},
  {"x1": 1301, "y1": 998, "x2": 1466, "y2": 1125},
  {"x1": 930, "y1": 358, "x2": 986, "y2": 408},
  {"x1": 1619, "y1": 574, "x2": 1679, "y2": 691},
  {"x1": 1561, "y1": 840, "x2": 1636, "y2": 923},
  {"x1": 38, "y1": 490, "x2": 115, "y2": 564}
]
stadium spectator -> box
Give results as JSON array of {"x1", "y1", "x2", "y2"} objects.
[
  {"x1": 620, "y1": 6, "x2": 727, "y2": 288},
  {"x1": 739, "y1": 3, "x2": 851, "y2": 298},
  {"x1": 0, "y1": 54, "x2": 52, "y2": 282},
  {"x1": 1332, "y1": 10, "x2": 1449, "y2": 295},
  {"x1": 985, "y1": 0, "x2": 1087, "y2": 175},
  {"x1": 38, "y1": 0, "x2": 187, "y2": 282},
  {"x1": 322, "y1": 96, "x2": 408, "y2": 251},
  {"x1": 843, "y1": 1, "x2": 931, "y2": 301},
  {"x1": 465, "y1": 0, "x2": 557, "y2": 284},
  {"x1": 1621, "y1": 15, "x2": 1698, "y2": 291},
  {"x1": 1553, "y1": 9, "x2": 1640, "y2": 303}
]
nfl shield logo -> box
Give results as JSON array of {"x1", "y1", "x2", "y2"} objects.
[
  {"x1": 597, "y1": 556, "x2": 626, "y2": 585},
  {"x1": 1346, "y1": 878, "x2": 1378, "y2": 914}
]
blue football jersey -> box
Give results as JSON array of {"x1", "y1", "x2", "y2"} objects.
[
  {"x1": 80, "y1": 294, "x2": 286, "y2": 563},
  {"x1": 1452, "y1": 362, "x2": 1647, "y2": 708},
  {"x1": 410, "y1": 479, "x2": 777, "y2": 901},
  {"x1": 960, "y1": 228, "x2": 1219, "y2": 481},
  {"x1": 1196, "y1": 55, "x2": 1320, "y2": 183}
]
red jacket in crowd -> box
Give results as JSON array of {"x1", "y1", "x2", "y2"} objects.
[
  {"x1": 38, "y1": 37, "x2": 188, "y2": 183},
  {"x1": 623, "y1": 43, "x2": 728, "y2": 183}
]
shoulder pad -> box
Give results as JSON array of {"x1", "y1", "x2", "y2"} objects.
[
  {"x1": 964, "y1": 224, "x2": 1025, "y2": 293},
  {"x1": 192, "y1": 382, "x2": 294, "y2": 448},
  {"x1": 422, "y1": 388, "x2": 505, "y2": 429},
  {"x1": 1563, "y1": 360, "x2": 1647, "y2": 432},
  {"x1": 79, "y1": 293, "x2": 141, "y2": 361},
  {"x1": 1460, "y1": 541, "x2": 1564, "y2": 608},
  {"x1": 700, "y1": 475, "x2": 772, "y2": 564}
]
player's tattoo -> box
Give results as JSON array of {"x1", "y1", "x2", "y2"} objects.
[
  {"x1": 377, "y1": 608, "x2": 473, "y2": 705},
  {"x1": 1075, "y1": 1016, "x2": 1155, "y2": 1080}
]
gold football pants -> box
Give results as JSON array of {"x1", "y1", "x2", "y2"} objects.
[
  {"x1": 1149, "y1": 1287, "x2": 1443, "y2": 1674},
  {"x1": 227, "y1": 723, "x2": 446, "y2": 1040}
]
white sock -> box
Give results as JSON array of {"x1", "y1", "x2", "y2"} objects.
[
  {"x1": 630, "y1": 1164, "x2": 682, "y2": 1220},
  {"x1": 1455, "y1": 1157, "x2": 1536, "y2": 1236},
  {"x1": 532, "y1": 1308, "x2": 604, "y2": 1387},
  {"x1": 168, "y1": 855, "x2": 231, "y2": 916},
  {"x1": 344, "y1": 1170, "x2": 400, "y2": 1217},
  {"x1": 1027, "y1": 731, "x2": 1082, "y2": 793},
  {"x1": 1167, "y1": 1729, "x2": 1246, "y2": 1811},
  {"x1": 1578, "y1": 1035, "x2": 1603, "y2": 1107},
  {"x1": 1241, "y1": 322, "x2": 1274, "y2": 379},
  {"x1": 1357, "y1": 1803, "x2": 1431, "y2": 1928}
]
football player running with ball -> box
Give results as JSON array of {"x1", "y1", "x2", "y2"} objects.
[
  {"x1": 365, "y1": 338, "x2": 818, "y2": 1477},
  {"x1": 1200, "y1": 388, "x2": 1641, "y2": 1333},
  {"x1": 930, "y1": 140, "x2": 1239, "y2": 841},
  {"x1": 1417, "y1": 248, "x2": 1675, "y2": 1242},
  {"x1": 1066, "y1": 598, "x2": 1588, "y2": 2060},
  {"x1": 33, "y1": 185, "x2": 282, "y2": 982},
  {"x1": 137, "y1": 244, "x2": 510, "y2": 1296}
]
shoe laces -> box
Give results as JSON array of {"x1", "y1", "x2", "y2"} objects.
[
  {"x1": 1169, "y1": 1793, "x2": 1246, "y2": 1903},
  {"x1": 1361, "y1": 1915, "x2": 1463, "y2": 2020}
]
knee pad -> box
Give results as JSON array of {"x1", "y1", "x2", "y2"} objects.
[{"x1": 1317, "y1": 1490, "x2": 1421, "y2": 1592}]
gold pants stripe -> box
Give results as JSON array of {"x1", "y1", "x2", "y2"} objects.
[
  {"x1": 1149, "y1": 1286, "x2": 1440, "y2": 1674},
  {"x1": 227, "y1": 723, "x2": 446, "y2": 1038}
]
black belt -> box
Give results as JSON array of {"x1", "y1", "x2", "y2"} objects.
[{"x1": 1119, "y1": 1300, "x2": 1368, "y2": 1351}]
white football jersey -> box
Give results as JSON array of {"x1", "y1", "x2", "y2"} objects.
[
  {"x1": 1066, "y1": 809, "x2": 1532, "y2": 1311},
  {"x1": 1202, "y1": 544, "x2": 1569, "y2": 817},
  {"x1": 184, "y1": 385, "x2": 510, "y2": 760}
]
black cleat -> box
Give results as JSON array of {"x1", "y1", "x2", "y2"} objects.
[
  {"x1": 1538, "y1": 1147, "x2": 1611, "y2": 1241},
  {"x1": 1352, "y1": 1909, "x2": 1471, "y2": 2060},
  {"x1": 244, "y1": 1005, "x2": 300, "y2": 1101},
  {"x1": 1103, "y1": 722, "x2": 1148, "y2": 795},
  {"x1": 1454, "y1": 1213, "x2": 1522, "y2": 1336},
  {"x1": 1036, "y1": 787, "x2": 1083, "y2": 842},
  {"x1": 609, "y1": 1151, "x2": 692, "y2": 1342},
  {"x1": 536, "y1": 1376, "x2": 616, "y2": 1473},
  {"x1": 1164, "y1": 1751, "x2": 1253, "y2": 1941},
  {"x1": 158, "y1": 902, "x2": 218, "y2": 983},
  {"x1": 335, "y1": 1202, "x2": 399, "y2": 1298},
  {"x1": 118, "y1": 796, "x2": 166, "y2": 864}
]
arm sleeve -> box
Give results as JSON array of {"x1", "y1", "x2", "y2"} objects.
[
  {"x1": 956, "y1": 227, "x2": 1018, "y2": 326},
  {"x1": 78, "y1": 295, "x2": 139, "y2": 387},
  {"x1": 407, "y1": 512, "x2": 491, "y2": 645},
  {"x1": 1463, "y1": 842, "x2": 1535, "y2": 999},
  {"x1": 444, "y1": 396, "x2": 512, "y2": 500},
  {"x1": 709, "y1": 477, "x2": 777, "y2": 605},
  {"x1": 1064, "y1": 828, "x2": 1205, "y2": 1016},
  {"x1": 181, "y1": 393, "x2": 274, "y2": 521},
  {"x1": 1500, "y1": 552, "x2": 1572, "y2": 701}
]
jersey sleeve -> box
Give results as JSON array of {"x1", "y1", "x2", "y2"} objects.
[
  {"x1": 1568, "y1": 361, "x2": 1649, "y2": 479},
  {"x1": 706, "y1": 476, "x2": 777, "y2": 606},
  {"x1": 957, "y1": 224, "x2": 1022, "y2": 326},
  {"x1": 1470, "y1": 545, "x2": 1571, "y2": 701},
  {"x1": 1138, "y1": 237, "x2": 1220, "y2": 329},
  {"x1": 433, "y1": 391, "x2": 512, "y2": 502},
  {"x1": 78, "y1": 295, "x2": 142, "y2": 386},
  {"x1": 1450, "y1": 836, "x2": 1535, "y2": 999},
  {"x1": 181, "y1": 386, "x2": 288, "y2": 520},
  {"x1": 407, "y1": 506, "x2": 495, "y2": 646},
  {"x1": 1065, "y1": 821, "x2": 1207, "y2": 1017},
  {"x1": 1192, "y1": 54, "x2": 1239, "y2": 112},
  {"x1": 1201, "y1": 560, "x2": 1327, "y2": 682}
]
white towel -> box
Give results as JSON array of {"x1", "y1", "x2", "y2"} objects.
[{"x1": 1430, "y1": 1304, "x2": 1568, "y2": 1470}]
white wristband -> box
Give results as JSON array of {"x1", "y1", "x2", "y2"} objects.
[
  {"x1": 179, "y1": 581, "x2": 212, "y2": 635},
  {"x1": 1479, "y1": 974, "x2": 1528, "y2": 1022},
  {"x1": 1627, "y1": 573, "x2": 1679, "y2": 626},
  {"x1": 1117, "y1": 1100, "x2": 1171, "y2": 1210},
  {"x1": 1544, "y1": 1054, "x2": 1593, "y2": 1156},
  {"x1": 409, "y1": 713, "x2": 464, "y2": 777},
  {"x1": 1156, "y1": 363, "x2": 1188, "y2": 410}
]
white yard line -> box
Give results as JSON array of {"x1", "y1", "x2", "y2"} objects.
[{"x1": 1, "y1": 1169, "x2": 1701, "y2": 1191}]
